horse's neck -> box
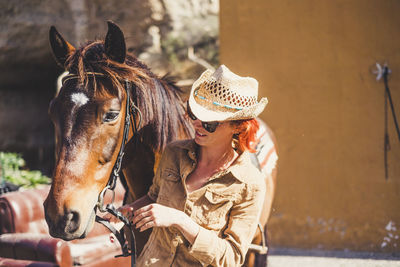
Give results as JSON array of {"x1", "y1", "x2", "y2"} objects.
[
  {"x1": 121, "y1": 77, "x2": 193, "y2": 202},
  {"x1": 121, "y1": 129, "x2": 191, "y2": 203},
  {"x1": 121, "y1": 138, "x2": 158, "y2": 201}
]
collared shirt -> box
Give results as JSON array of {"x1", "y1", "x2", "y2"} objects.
[{"x1": 137, "y1": 139, "x2": 266, "y2": 267}]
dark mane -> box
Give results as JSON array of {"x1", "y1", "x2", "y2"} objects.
[{"x1": 65, "y1": 40, "x2": 194, "y2": 151}]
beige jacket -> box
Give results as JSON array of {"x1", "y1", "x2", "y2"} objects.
[{"x1": 137, "y1": 139, "x2": 266, "y2": 267}]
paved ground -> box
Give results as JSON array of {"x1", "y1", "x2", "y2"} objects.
[{"x1": 268, "y1": 248, "x2": 400, "y2": 267}]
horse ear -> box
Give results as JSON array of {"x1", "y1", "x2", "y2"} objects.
[
  {"x1": 49, "y1": 26, "x2": 75, "y2": 68},
  {"x1": 105, "y1": 21, "x2": 126, "y2": 63}
]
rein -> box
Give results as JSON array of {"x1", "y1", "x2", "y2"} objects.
[{"x1": 62, "y1": 72, "x2": 140, "y2": 267}]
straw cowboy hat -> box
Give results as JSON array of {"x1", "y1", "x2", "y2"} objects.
[{"x1": 188, "y1": 65, "x2": 268, "y2": 122}]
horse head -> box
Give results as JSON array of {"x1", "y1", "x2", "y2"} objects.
[{"x1": 44, "y1": 21, "x2": 136, "y2": 240}]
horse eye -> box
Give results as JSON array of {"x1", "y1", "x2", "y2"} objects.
[{"x1": 103, "y1": 111, "x2": 119, "y2": 122}]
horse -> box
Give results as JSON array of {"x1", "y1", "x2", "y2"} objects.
[{"x1": 43, "y1": 21, "x2": 278, "y2": 267}]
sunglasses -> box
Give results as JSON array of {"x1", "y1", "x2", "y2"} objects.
[{"x1": 187, "y1": 104, "x2": 220, "y2": 133}]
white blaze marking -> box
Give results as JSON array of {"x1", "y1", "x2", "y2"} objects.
[
  {"x1": 71, "y1": 93, "x2": 89, "y2": 107},
  {"x1": 66, "y1": 149, "x2": 89, "y2": 177}
]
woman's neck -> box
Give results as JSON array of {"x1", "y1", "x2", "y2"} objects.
[{"x1": 197, "y1": 141, "x2": 238, "y2": 171}]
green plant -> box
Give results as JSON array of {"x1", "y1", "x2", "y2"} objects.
[{"x1": 0, "y1": 152, "x2": 50, "y2": 188}]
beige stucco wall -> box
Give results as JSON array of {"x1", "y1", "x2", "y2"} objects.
[{"x1": 220, "y1": 0, "x2": 400, "y2": 252}]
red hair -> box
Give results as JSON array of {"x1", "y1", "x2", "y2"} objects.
[{"x1": 232, "y1": 119, "x2": 260, "y2": 153}]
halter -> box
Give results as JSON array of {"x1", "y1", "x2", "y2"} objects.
[{"x1": 61, "y1": 72, "x2": 140, "y2": 267}]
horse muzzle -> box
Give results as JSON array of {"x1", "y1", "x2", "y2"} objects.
[{"x1": 43, "y1": 198, "x2": 96, "y2": 240}]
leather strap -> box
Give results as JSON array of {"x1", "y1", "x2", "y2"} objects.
[{"x1": 95, "y1": 203, "x2": 137, "y2": 267}]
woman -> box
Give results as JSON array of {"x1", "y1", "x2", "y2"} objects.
[{"x1": 121, "y1": 65, "x2": 269, "y2": 266}]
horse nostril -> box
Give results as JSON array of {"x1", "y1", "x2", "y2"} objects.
[{"x1": 64, "y1": 210, "x2": 80, "y2": 233}]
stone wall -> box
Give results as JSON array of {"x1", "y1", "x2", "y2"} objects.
[{"x1": 0, "y1": 0, "x2": 218, "y2": 175}]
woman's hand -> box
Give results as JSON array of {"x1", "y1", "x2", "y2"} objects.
[
  {"x1": 132, "y1": 203, "x2": 183, "y2": 232},
  {"x1": 102, "y1": 194, "x2": 155, "y2": 243},
  {"x1": 133, "y1": 203, "x2": 200, "y2": 244},
  {"x1": 104, "y1": 194, "x2": 155, "y2": 223},
  {"x1": 102, "y1": 204, "x2": 134, "y2": 224}
]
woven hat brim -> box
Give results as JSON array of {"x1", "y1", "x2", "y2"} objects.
[
  {"x1": 188, "y1": 87, "x2": 268, "y2": 122},
  {"x1": 188, "y1": 67, "x2": 269, "y2": 122}
]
